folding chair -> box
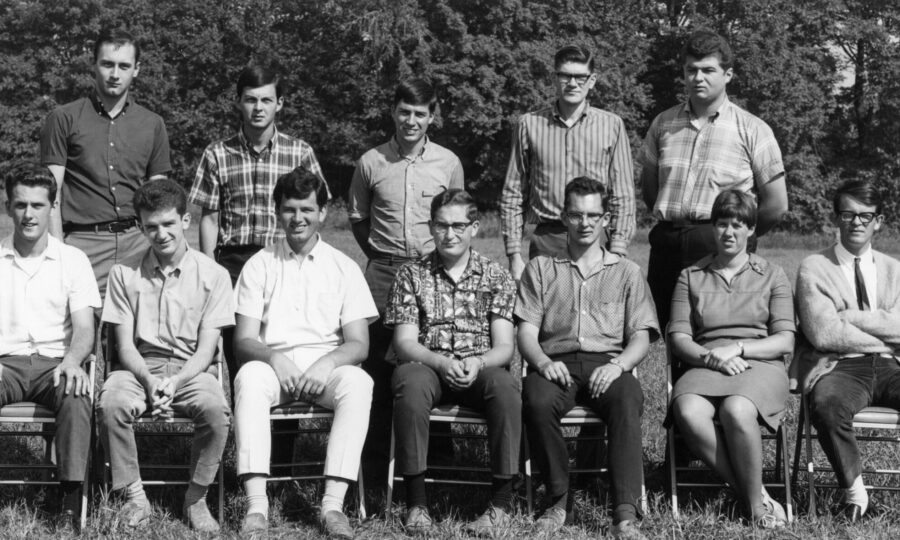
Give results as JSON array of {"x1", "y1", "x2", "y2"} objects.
[
  {"x1": 666, "y1": 346, "x2": 793, "y2": 521},
  {"x1": 267, "y1": 401, "x2": 367, "y2": 518},
  {"x1": 0, "y1": 354, "x2": 96, "y2": 530},
  {"x1": 792, "y1": 393, "x2": 900, "y2": 515}
]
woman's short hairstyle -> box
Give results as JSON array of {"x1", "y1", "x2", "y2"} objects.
[
  {"x1": 832, "y1": 180, "x2": 883, "y2": 215},
  {"x1": 272, "y1": 167, "x2": 329, "y2": 210},
  {"x1": 563, "y1": 177, "x2": 608, "y2": 212},
  {"x1": 430, "y1": 189, "x2": 478, "y2": 222},
  {"x1": 711, "y1": 189, "x2": 757, "y2": 228}
]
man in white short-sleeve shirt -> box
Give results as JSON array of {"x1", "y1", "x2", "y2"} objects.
[{"x1": 233, "y1": 168, "x2": 377, "y2": 539}]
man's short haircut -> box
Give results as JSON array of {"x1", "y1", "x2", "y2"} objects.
[
  {"x1": 554, "y1": 45, "x2": 595, "y2": 72},
  {"x1": 563, "y1": 177, "x2": 608, "y2": 211},
  {"x1": 133, "y1": 179, "x2": 187, "y2": 219},
  {"x1": 833, "y1": 180, "x2": 884, "y2": 216},
  {"x1": 711, "y1": 189, "x2": 757, "y2": 229},
  {"x1": 4, "y1": 163, "x2": 57, "y2": 204},
  {"x1": 273, "y1": 167, "x2": 329, "y2": 210},
  {"x1": 236, "y1": 65, "x2": 282, "y2": 99},
  {"x1": 430, "y1": 189, "x2": 478, "y2": 222},
  {"x1": 682, "y1": 29, "x2": 734, "y2": 70},
  {"x1": 393, "y1": 79, "x2": 438, "y2": 113},
  {"x1": 93, "y1": 27, "x2": 140, "y2": 64}
]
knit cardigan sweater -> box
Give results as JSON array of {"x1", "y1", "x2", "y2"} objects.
[{"x1": 789, "y1": 245, "x2": 900, "y2": 393}]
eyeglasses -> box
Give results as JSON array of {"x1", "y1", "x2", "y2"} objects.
[
  {"x1": 563, "y1": 211, "x2": 605, "y2": 224},
  {"x1": 555, "y1": 71, "x2": 592, "y2": 85},
  {"x1": 432, "y1": 221, "x2": 473, "y2": 234},
  {"x1": 838, "y1": 211, "x2": 878, "y2": 225}
]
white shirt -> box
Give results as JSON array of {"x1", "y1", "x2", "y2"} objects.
[
  {"x1": 235, "y1": 236, "x2": 378, "y2": 367},
  {"x1": 835, "y1": 242, "x2": 876, "y2": 312},
  {"x1": 0, "y1": 235, "x2": 101, "y2": 358}
]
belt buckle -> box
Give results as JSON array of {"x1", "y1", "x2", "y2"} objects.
[{"x1": 106, "y1": 220, "x2": 131, "y2": 233}]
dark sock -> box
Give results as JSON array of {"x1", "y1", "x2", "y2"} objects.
[
  {"x1": 550, "y1": 491, "x2": 568, "y2": 511},
  {"x1": 59, "y1": 481, "x2": 82, "y2": 514},
  {"x1": 405, "y1": 472, "x2": 427, "y2": 509},
  {"x1": 490, "y1": 476, "x2": 514, "y2": 512},
  {"x1": 613, "y1": 503, "x2": 637, "y2": 524}
]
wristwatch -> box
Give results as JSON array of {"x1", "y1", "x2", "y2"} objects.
[
  {"x1": 736, "y1": 341, "x2": 745, "y2": 356},
  {"x1": 609, "y1": 357, "x2": 626, "y2": 371}
]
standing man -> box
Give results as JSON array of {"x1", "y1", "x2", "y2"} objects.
[
  {"x1": 0, "y1": 165, "x2": 100, "y2": 530},
  {"x1": 348, "y1": 79, "x2": 464, "y2": 488},
  {"x1": 641, "y1": 29, "x2": 788, "y2": 329},
  {"x1": 501, "y1": 44, "x2": 636, "y2": 280},
  {"x1": 793, "y1": 180, "x2": 900, "y2": 523},
  {"x1": 517, "y1": 177, "x2": 658, "y2": 539},
  {"x1": 97, "y1": 180, "x2": 232, "y2": 532},
  {"x1": 41, "y1": 27, "x2": 171, "y2": 295}
]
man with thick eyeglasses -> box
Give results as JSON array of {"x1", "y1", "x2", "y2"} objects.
[
  {"x1": 792, "y1": 180, "x2": 900, "y2": 523},
  {"x1": 500, "y1": 44, "x2": 636, "y2": 281},
  {"x1": 640, "y1": 29, "x2": 788, "y2": 331},
  {"x1": 385, "y1": 189, "x2": 520, "y2": 535}
]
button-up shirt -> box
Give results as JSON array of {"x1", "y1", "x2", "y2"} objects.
[
  {"x1": 348, "y1": 137, "x2": 464, "y2": 258},
  {"x1": 834, "y1": 243, "x2": 877, "y2": 312},
  {"x1": 385, "y1": 249, "x2": 517, "y2": 360},
  {"x1": 640, "y1": 98, "x2": 784, "y2": 222},
  {"x1": 40, "y1": 94, "x2": 172, "y2": 224},
  {"x1": 0, "y1": 235, "x2": 101, "y2": 358},
  {"x1": 189, "y1": 127, "x2": 326, "y2": 247},
  {"x1": 102, "y1": 248, "x2": 235, "y2": 362},
  {"x1": 235, "y1": 236, "x2": 378, "y2": 367},
  {"x1": 500, "y1": 103, "x2": 636, "y2": 255},
  {"x1": 515, "y1": 249, "x2": 659, "y2": 355}
]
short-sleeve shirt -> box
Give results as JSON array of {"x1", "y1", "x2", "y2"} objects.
[
  {"x1": 235, "y1": 236, "x2": 378, "y2": 362},
  {"x1": 40, "y1": 95, "x2": 171, "y2": 224},
  {"x1": 515, "y1": 250, "x2": 660, "y2": 355},
  {"x1": 189, "y1": 128, "x2": 326, "y2": 248},
  {"x1": 347, "y1": 137, "x2": 464, "y2": 258},
  {"x1": 101, "y1": 248, "x2": 235, "y2": 362},
  {"x1": 384, "y1": 249, "x2": 516, "y2": 360},
  {"x1": 668, "y1": 253, "x2": 796, "y2": 352},
  {"x1": 0, "y1": 235, "x2": 101, "y2": 358},
  {"x1": 640, "y1": 98, "x2": 784, "y2": 222}
]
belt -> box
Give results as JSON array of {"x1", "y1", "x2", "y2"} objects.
[
  {"x1": 839, "y1": 352, "x2": 897, "y2": 360},
  {"x1": 63, "y1": 217, "x2": 138, "y2": 234},
  {"x1": 370, "y1": 251, "x2": 417, "y2": 266},
  {"x1": 659, "y1": 218, "x2": 712, "y2": 229}
]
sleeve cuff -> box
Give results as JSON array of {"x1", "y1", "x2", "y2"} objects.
[{"x1": 609, "y1": 239, "x2": 629, "y2": 256}]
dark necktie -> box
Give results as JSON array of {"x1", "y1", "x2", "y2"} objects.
[{"x1": 854, "y1": 257, "x2": 871, "y2": 311}]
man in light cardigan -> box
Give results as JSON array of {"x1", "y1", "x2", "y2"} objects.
[{"x1": 792, "y1": 179, "x2": 900, "y2": 523}]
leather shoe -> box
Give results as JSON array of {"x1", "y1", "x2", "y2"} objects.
[
  {"x1": 533, "y1": 506, "x2": 571, "y2": 534},
  {"x1": 403, "y1": 505, "x2": 434, "y2": 534},
  {"x1": 842, "y1": 503, "x2": 863, "y2": 523},
  {"x1": 321, "y1": 510, "x2": 354, "y2": 539},
  {"x1": 240, "y1": 512, "x2": 269, "y2": 539},
  {"x1": 465, "y1": 505, "x2": 511, "y2": 537}
]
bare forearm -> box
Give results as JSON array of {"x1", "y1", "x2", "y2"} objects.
[
  {"x1": 60, "y1": 332, "x2": 94, "y2": 368},
  {"x1": 479, "y1": 342, "x2": 514, "y2": 369},
  {"x1": 117, "y1": 346, "x2": 153, "y2": 388},
  {"x1": 316, "y1": 339, "x2": 368, "y2": 368},
  {"x1": 517, "y1": 335, "x2": 553, "y2": 371},
  {"x1": 742, "y1": 332, "x2": 794, "y2": 360},
  {"x1": 350, "y1": 220, "x2": 374, "y2": 259},
  {"x1": 198, "y1": 211, "x2": 219, "y2": 258},
  {"x1": 395, "y1": 339, "x2": 451, "y2": 371},
  {"x1": 613, "y1": 331, "x2": 650, "y2": 370}
]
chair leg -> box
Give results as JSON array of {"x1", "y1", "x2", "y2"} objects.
[
  {"x1": 791, "y1": 402, "x2": 805, "y2": 490},
  {"x1": 779, "y1": 424, "x2": 793, "y2": 523},
  {"x1": 385, "y1": 423, "x2": 395, "y2": 516},
  {"x1": 217, "y1": 464, "x2": 225, "y2": 524},
  {"x1": 357, "y1": 463, "x2": 367, "y2": 520},
  {"x1": 803, "y1": 395, "x2": 816, "y2": 516},
  {"x1": 522, "y1": 426, "x2": 533, "y2": 517},
  {"x1": 667, "y1": 425, "x2": 679, "y2": 519}
]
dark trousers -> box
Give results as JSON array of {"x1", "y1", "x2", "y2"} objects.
[
  {"x1": 523, "y1": 352, "x2": 644, "y2": 511},
  {"x1": 392, "y1": 363, "x2": 521, "y2": 476},
  {"x1": 0, "y1": 354, "x2": 92, "y2": 481},
  {"x1": 809, "y1": 356, "x2": 900, "y2": 487}
]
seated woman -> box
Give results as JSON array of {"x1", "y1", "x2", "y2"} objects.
[{"x1": 668, "y1": 189, "x2": 795, "y2": 528}]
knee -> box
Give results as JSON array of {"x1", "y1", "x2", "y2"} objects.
[
  {"x1": 718, "y1": 396, "x2": 759, "y2": 431},
  {"x1": 97, "y1": 389, "x2": 137, "y2": 424},
  {"x1": 810, "y1": 390, "x2": 852, "y2": 428},
  {"x1": 672, "y1": 395, "x2": 710, "y2": 427},
  {"x1": 392, "y1": 363, "x2": 434, "y2": 400},
  {"x1": 607, "y1": 374, "x2": 644, "y2": 414},
  {"x1": 234, "y1": 361, "x2": 274, "y2": 398},
  {"x1": 482, "y1": 369, "x2": 521, "y2": 408},
  {"x1": 522, "y1": 375, "x2": 555, "y2": 419},
  {"x1": 334, "y1": 366, "x2": 373, "y2": 403}
]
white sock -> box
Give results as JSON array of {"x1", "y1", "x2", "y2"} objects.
[
  {"x1": 244, "y1": 474, "x2": 269, "y2": 518},
  {"x1": 845, "y1": 476, "x2": 869, "y2": 515},
  {"x1": 125, "y1": 479, "x2": 149, "y2": 506},
  {"x1": 321, "y1": 478, "x2": 349, "y2": 517}
]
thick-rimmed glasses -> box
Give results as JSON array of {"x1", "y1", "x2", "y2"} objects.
[
  {"x1": 432, "y1": 221, "x2": 473, "y2": 234},
  {"x1": 838, "y1": 212, "x2": 878, "y2": 225},
  {"x1": 555, "y1": 71, "x2": 592, "y2": 85}
]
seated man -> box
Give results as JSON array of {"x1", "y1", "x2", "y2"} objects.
[
  {"x1": 793, "y1": 180, "x2": 900, "y2": 522},
  {"x1": 233, "y1": 168, "x2": 377, "y2": 539},
  {"x1": 517, "y1": 177, "x2": 658, "y2": 539},
  {"x1": 0, "y1": 164, "x2": 99, "y2": 529},
  {"x1": 97, "y1": 179, "x2": 233, "y2": 532},
  {"x1": 386, "y1": 189, "x2": 520, "y2": 535}
]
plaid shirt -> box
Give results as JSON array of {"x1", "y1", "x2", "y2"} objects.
[
  {"x1": 640, "y1": 98, "x2": 784, "y2": 222},
  {"x1": 500, "y1": 103, "x2": 635, "y2": 256},
  {"x1": 189, "y1": 128, "x2": 325, "y2": 247},
  {"x1": 515, "y1": 249, "x2": 660, "y2": 355},
  {"x1": 385, "y1": 249, "x2": 517, "y2": 360}
]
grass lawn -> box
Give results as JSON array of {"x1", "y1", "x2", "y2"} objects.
[{"x1": 2, "y1": 206, "x2": 900, "y2": 538}]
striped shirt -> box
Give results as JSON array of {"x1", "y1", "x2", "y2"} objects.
[
  {"x1": 640, "y1": 98, "x2": 784, "y2": 221},
  {"x1": 500, "y1": 103, "x2": 635, "y2": 256},
  {"x1": 189, "y1": 127, "x2": 326, "y2": 248}
]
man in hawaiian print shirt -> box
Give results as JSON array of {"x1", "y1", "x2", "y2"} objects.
[{"x1": 384, "y1": 189, "x2": 520, "y2": 536}]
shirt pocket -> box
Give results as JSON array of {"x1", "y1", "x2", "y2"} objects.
[{"x1": 586, "y1": 300, "x2": 625, "y2": 342}]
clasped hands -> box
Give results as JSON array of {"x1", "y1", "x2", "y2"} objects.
[
  {"x1": 145, "y1": 375, "x2": 178, "y2": 419},
  {"x1": 273, "y1": 354, "x2": 334, "y2": 402},
  {"x1": 703, "y1": 343, "x2": 750, "y2": 376},
  {"x1": 439, "y1": 356, "x2": 482, "y2": 390}
]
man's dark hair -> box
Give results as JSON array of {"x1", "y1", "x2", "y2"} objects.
[
  {"x1": 682, "y1": 29, "x2": 734, "y2": 70},
  {"x1": 563, "y1": 177, "x2": 608, "y2": 211},
  {"x1": 393, "y1": 79, "x2": 438, "y2": 113},
  {"x1": 4, "y1": 163, "x2": 57, "y2": 204},
  {"x1": 430, "y1": 189, "x2": 478, "y2": 222},
  {"x1": 133, "y1": 179, "x2": 187, "y2": 220},
  {"x1": 273, "y1": 167, "x2": 329, "y2": 210},
  {"x1": 554, "y1": 45, "x2": 595, "y2": 72},
  {"x1": 711, "y1": 189, "x2": 757, "y2": 229},
  {"x1": 93, "y1": 27, "x2": 140, "y2": 63},
  {"x1": 833, "y1": 180, "x2": 884, "y2": 216},
  {"x1": 236, "y1": 65, "x2": 282, "y2": 99}
]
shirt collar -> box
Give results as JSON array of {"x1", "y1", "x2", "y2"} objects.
[
  {"x1": 238, "y1": 125, "x2": 279, "y2": 155},
  {"x1": 682, "y1": 96, "x2": 732, "y2": 120},
  {"x1": 552, "y1": 247, "x2": 620, "y2": 268},
  {"x1": 142, "y1": 246, "x2": 194, "y2": 277},
  {"x1": 429, "y1": 249, "x2": 484, "y2": 278},
  {"x1": 835, "y1": 242, "x2": 874, "y2": 266},
  {"x1": 278, "y1": 234, "x2": 325, "y2": 261},
  {"x1": 552, "y1": 100, "x2": 590, "y2": 124},
  {"x1": 0, "y1": 234, "x2": 62, "y2": 260},
  {"x1": 389, "y1": 135, "x2": 430, "y2": 160},
  {"x1": 90, "y1": 92, "x2": 132, "y2": 117},
  {"x1": 694, "y1": 252, "x2": 768, "y2": 276}
]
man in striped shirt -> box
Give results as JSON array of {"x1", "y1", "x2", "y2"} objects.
[
  {"x1": 640, "y1": 30, "x2": 788, "y2": 330},
  {"x1": 500, "y1": 44, "x2": 636, "y2": 280}
]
